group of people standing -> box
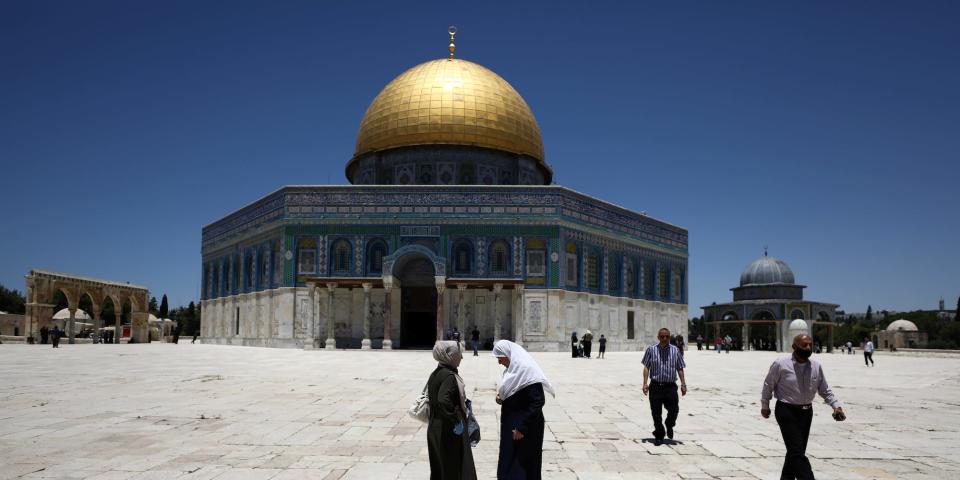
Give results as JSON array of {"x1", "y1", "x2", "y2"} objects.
[
  {"x1": 426, "y1": 340, "x2": 554, "y2": 479},
  {"x1": 569, "y1": 331, "x2": 606, "y2": 359},
  {"x1": 38, "y1": 325, "x2": 62, "y2": 347}
]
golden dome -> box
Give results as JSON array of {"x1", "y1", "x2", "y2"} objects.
[{"x1": 351, "y1": 58, "x2": 546, "y2": 168}]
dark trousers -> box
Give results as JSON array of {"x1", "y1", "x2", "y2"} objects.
[
  {"x1": 472, "y1": 340, "x2": 479, "y2": 356},
  {"x1": 864, "y1": 351, "x2": 874, "y2": 366},
  {"x1": 583, "y1": 341, "x2": 592, "y2": 358},
  {"x1": 648, "y1": 382, "x2": 679, "y2": 439},
  {"x1": 775, "y1": 401, "x2": 814, "y2": 480}
]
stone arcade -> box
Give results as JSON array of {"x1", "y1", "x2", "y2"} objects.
[
  {"x1": 23, "y1": 269, "x2": 150, "y2": 344},
  {"x1": 200, "y1": 33, "x2": 689, "y2": 350}
]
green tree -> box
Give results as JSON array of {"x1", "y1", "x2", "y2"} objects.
[
  {"x1": 159, "y1": 294, "x2": 169, "y2": 319},
  {"x1": 862, "y1": 305, "x2": 873, "y2": 327},
  {"x1": 0, "y1": 284, "x2": 26, "y2": 314},
  {"x1": 148, "y1": 296, "x2": 158, "y2": 315}
]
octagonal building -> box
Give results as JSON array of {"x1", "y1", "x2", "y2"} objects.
[{"x1": 200, "y1": 41, "x2": 689, "y2": 350}]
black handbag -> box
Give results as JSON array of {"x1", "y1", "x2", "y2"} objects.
[{"x1": 465, "y1": 398, "x2": 480, "y2": 447}]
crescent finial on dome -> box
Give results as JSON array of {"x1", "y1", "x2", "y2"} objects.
[{"x1": 448, "y1": 26, "x2": 457, "y2": 58}]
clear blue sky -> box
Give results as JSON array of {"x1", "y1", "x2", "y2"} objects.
[{"x1": 3, "y1": 1, "x2": 958, "y2": 315}]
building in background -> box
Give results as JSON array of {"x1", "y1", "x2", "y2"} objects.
[
  {"x1": 200, "y1": 31, "x2": 689, "y2": 350},
  {"x1": 702, "y1": 250, "x2": 839, "y2": 352}
]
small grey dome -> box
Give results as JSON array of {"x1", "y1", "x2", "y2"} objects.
[{"x1": 740, "y1": 251, "x2": 796, "y2": 286}]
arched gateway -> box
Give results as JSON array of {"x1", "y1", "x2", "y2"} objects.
[{"x1": 24, "y1": 269, "x2": 150, "y2": 344}]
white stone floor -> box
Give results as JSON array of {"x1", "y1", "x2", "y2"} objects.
[{"x1": 1, "y1": 343, "x2": 958, "y2": 480}]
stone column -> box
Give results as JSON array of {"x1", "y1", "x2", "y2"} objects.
[
  {"x1": 312, "y1": 285, "x2": 321, "y2": 347},
  {"x1": 742, "y1": 323, "x2": 750, "y2": 351},
  {"x1": 307, "y1": 284, "x2": 316, "y2": 342},
  {"x1": 67, "y1": 306, "x2": 77, "y2": 344},
  {"x1": 435, "y1": 277, "x2": 446, "y2": 341},
  {"x1": 325, "y1": 283, "x2": 337, "y2": 349},
  {"x1": 493, "y1": 283, "x2": 503, "y2": 341},
  {"x1": 114, "y1": 309, "x2": 122, "y2": 343},
  {"x1": 361, "y1": 283, "x2": 372, "y2": 350},
  {"x1": 514, "y1": 285, "x2": 525, "y2": 345},
  {"x1": 92, "y1": 305, "x2": 102, "y2": 343},
  {"x1": 828, "y1": 324, "x2": 835, "y2": 353},
  {"x1": 382, "y1": 284, "x2": 393, "y2": 350},
  {"x1": 456, "y1": 284, "x2": 467, "y2": 337}
]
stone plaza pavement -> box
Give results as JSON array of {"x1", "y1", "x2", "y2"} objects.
[{"x1": 1, "y1": 344, "x2": 958, "y2": 480}]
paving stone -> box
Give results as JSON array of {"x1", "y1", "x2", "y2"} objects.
[{"x1": 2, "y1": 344, "x2": 959, "y2": 478}]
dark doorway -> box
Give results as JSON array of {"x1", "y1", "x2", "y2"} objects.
[
  {"x1": 401, "y1": 287, "x2": 437, "y2": 348},
  {"x1": 397, "y1": 256, "x2": 437, "y2": 349}
]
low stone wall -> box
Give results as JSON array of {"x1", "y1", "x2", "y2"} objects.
[
  {"x1": 0, "y1": 335, "x2": 27, "y2": 344},
  {"x1": 888, "y1": 348, "x2": 960, "y2": 357}
]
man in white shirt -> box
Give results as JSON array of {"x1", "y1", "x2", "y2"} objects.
[
  {"x1": 761, "y1": 334, "x2": 846, "y2": 480},
  {"x1": 863, "y1": 336, "x2": 875, "y2": 367}
]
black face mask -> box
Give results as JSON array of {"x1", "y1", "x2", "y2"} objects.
[{"x1": 795, "y1": 348, "x2": 812, "y2": 359}]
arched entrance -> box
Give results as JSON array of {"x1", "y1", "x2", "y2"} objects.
[
  {"x1": 397, "y1": 255, "x2": 438, "y2": 349},
  {"x1": 750, "y1": 310, "x2": 779, "y2": 351}
]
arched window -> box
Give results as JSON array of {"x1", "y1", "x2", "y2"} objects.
[
  {"x1": 672, "y1": 269, "x2": 683, "y2": 300},
  {"x1": 231, "y1": 256, "x2": 239, "y2": 294},
  {"x1": 203, "y1": 265, "x2": 210, "y2": 299},
  {"x1": 607, "y1": 254, "x2": 620, "y2": 294},
  {"x1": 297, "y1": 238, "x2": 317, "y2": 275},
  {"x1": 259, "y1": 247, "x2": 269, "y2": 288},
  {"x1": 245, "y1": 253, "x2": 255, "y2": 290},
  {"x1": 565, "y1": 242, "x2": 578, "y2": 287},
  {"x1": 332, "y1": 239, "x2": 352, "y2": 274},
  {"x1": 490, "y1": 240, "x2": 510, "y2": 275},
  {"x1": 625, "y1": 259, "x2": 635, "y2": 296},
  {"x1": 453, "y1": 240, "x2": 473, "y2": 275},
  {"x1": 656, "y1": 264, "x2": 667, "y2": 298},
  {"x1": 526, "y1": 239, "x2": 546, "y2": 278},
  {"x1": 791, "y1": 309, "x2": 805, "y2": 320},
  {"x1": 586, "y1": 250, "x2": 599, "y2": 290},
  {"x1": 366, "y1": 240, "x2": 387, "y2": 275}
]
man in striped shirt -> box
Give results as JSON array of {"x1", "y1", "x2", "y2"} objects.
[{"x1": 642, "y1": 327, "x2": 688, "y2": 445}]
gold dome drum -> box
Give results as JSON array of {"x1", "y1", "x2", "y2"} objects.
[{"x1": 350, "y1": 58, "x2": 548, "y2": 177}]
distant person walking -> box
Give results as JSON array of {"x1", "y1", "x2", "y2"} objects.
[
  {"x1": 642, "y1": 327, "x2": 688, "y2": 446},
  {"x1": 51, "y1": 326, "x2": 61, "y2": 348},
  {"x1": 715, "y1": 336, "x2": 722, "y2": 353},
  {"x1": 597, "y1": 335, "x2": 606, "y2": 359},
  {"x1": 570, "y1": 332, "x2": 579, "y2": 358},
  {"x1": 675, "y1": 334, "x2": 685, "y2": 357},
  {"x1": 761, "y1": 334, "x2": 845, "y2": 480},
  {"x1": 846, "y1": 341, "x2": 853, "y2": 354},
  {"x1": 471, "y1": 326, "x2": 480, "y2": 357},
  {"x1": 724, "y1": 335, "x2": 733, "y2": 354},
  {"x1": 192, "y1": 329, "x2": 199, "y2": 343},
  {"x1": 696, "y1": 334, "x2": 703, "y2": 351},
  {"x1": 863, "y1": 337, "x2": 875, "y2": 366}
]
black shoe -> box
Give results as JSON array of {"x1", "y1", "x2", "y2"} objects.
[
  {"x1": 653, "y1": 437, "x2": 663, "y2": 446},
  {"x1": 667, "y1": 427, "x2": 674, "y2": 440}
]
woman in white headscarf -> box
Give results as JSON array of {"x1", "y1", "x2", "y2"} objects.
[
  {"x1": 492, "y1": 340, "x2": 555, "y2": 479},
  {"x1": 426, "y1": 340, "x2": 477, "y2": 480}
]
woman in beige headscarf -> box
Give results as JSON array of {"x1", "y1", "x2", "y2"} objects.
[{"x1": 426, "y1": 340, "x2": 476, "y2": 480}]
